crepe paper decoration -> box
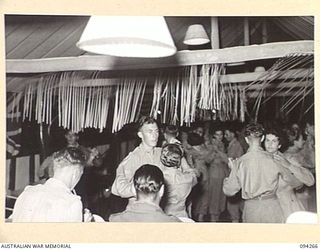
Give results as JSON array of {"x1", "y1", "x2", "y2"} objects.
[{"x1": 245, "y1": 54, "x2": 313, "y2": 122}]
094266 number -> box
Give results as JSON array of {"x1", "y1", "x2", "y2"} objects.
[{"x1": 300, "y1": 244, "x2": 318, "y2": 248}]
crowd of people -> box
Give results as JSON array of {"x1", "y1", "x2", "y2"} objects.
[{"x1": 10, "y1": 116, "x2": 316, "y2": 223}]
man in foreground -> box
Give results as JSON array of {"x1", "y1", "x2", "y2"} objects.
[
  {"x1": 11, "y1": 147, "x2": 91, "y2": 222},
  {"x1": 109, "y1": 164, "x2": 181, "y2": 222},
  {"x1": 223, "y1": 123, "x2": 297, "y2": 223}
]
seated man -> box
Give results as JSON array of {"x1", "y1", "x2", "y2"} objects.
[
  {"x1": 11, "y1": 147, "x2": 91, "y2": 222},
  {"x1": 109, "y1": 164, "x2": 181, "y2": 222}
]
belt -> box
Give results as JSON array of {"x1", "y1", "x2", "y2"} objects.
[{"x1": 250, "y1": 193, "x2": 277, "y2": 201}]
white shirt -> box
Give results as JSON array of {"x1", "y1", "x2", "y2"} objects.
[
  {"x1": 11, "y1": 178, "x2": 83, "y2": 222},
  {"x1": 111, "y1": 144, "x2": 163, "y2": 199}
]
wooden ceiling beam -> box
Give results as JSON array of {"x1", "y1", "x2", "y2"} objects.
[
  {"x1": 210, "y1": 17, "x2": 220, "y2": 49},
  {"x1": 6, "y1": 68, "x2": 312, "y2": 92},
  {"x1": 6, "y1": 41, "x2": 313, "y2": 74},
  {"x1": 247, "y1": 88, "x2": 313, "y2": 98}
]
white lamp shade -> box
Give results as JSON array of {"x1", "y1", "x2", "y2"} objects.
[
  {"x1": 76, "y1": 16, "x2": 177, "y2": 58},
  {"x1": 183, "y1": 24, "x2": 210, "y2": 45}
]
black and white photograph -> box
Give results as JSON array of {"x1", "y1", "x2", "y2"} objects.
[{"x1": 5, "y1": 15, "x2": 316, "y2": 225}]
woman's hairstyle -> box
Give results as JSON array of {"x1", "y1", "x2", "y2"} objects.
[
  {"x1": 137, "y1": 116, "x2": 158, "y2": 131},
  {"x1": 264, "y1": 127, "x2": 287, "y2": 148},
  {"x1": 187, "y1": 132, "x2": 204, "y2": 146},
  {"x1": 244, "y1": 123, "x2": 265, "y2": 138},
  {"x1": 160, "y1": 143, "x2": 183, "y2": 168},
  {"x1": 133, "y1": 164, "x2": 164, "y2": 194},
  {"x1": 53, "y1": 147, "x2": 86, "y2": 169}
]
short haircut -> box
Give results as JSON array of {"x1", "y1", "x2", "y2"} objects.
[
  {"x1": 164, "y1": 125, "x2": 178, "y2": 136},
  {"x1": 137, "y1": 116, "x2": 158, "y2": 131},
  {"x1": 211, "y1": 126, "x2": 223, "y2": 134},
  {"x1": 187, "y1": 132, "x2": 204, "y2": 146},
  {"x1": 133, "y1": 164, "x2": 164, "y2": 194},
  {"x1": 161, "y1": 143, "x2": 183, "y2": 168},
  {"x1": 244, "y1": 123, "x2": 265, "y2": 138},
  {"x1": 53, "y1": 147, "x2": 86, "y2": 169}
]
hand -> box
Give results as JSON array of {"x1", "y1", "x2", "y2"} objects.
[
  {"x1": 86, "y1": 147, "x2": 101, "y2": 167},
  {"x1": 83, "y1": 208, "x2": 93, "y2": 222},
  {"x1": 273, "y1": 154, "x2": 291, "y2": 169},
  {"x1": 191, "y1": 168, "x2": 201, "y2": 178},
  {"x1": 228, "y1": 158, "x2": 236, "y2": 169}
]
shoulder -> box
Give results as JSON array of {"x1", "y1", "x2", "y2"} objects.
[
  {"x1": 67, "y1": 195, "x2": 83, "y2": 208},
  {"x1": 241, "y1": 149, "x2": 269, "y2": 157},
  {"x1": 40, "y1": 156, "x2": 53, "y2": 165},
  {"x1": 53, "y1": 191, "x2": 82, "y2": 209},
  {"x1": 109, "y1": 211, "x2": 126, "y2": 222},
  {"x1": 154, "y1": 147, "x2": 162, "y2": 154},
  {"x1": 119, "y1": 147, "x2": 141, "y2": 164},
  {"x1": 22, "y1": 184, "x2": 44, "y2": 194}
]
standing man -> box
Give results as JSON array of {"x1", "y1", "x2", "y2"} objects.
[
  {"x1": 111, "y1": 116, "x2": 163, "y2": 202},
  {"x1": 223, "y1": 123, "x2": 297, "y2": 223},
  {"x1": 224, "y1": 126, "x2": 245, "y2": 222}
]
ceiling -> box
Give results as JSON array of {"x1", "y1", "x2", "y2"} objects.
[
  {"x1": 5, "y1": 15, "x2": 314, "y2": 60},
  {"x1": 5, "y1": 15, "x2": 314, "y2": 130},
  {"x1": 5, "y1": 15, "x2": 314, "y2": 95}
]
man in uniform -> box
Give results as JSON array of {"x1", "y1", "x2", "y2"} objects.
[{"x1": 223, "y1": 123, "x2": 297, "y2": 223}]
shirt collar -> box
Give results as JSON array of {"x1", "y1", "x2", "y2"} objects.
[
  {"x1": 128, "y1": 200, "x2": 162, "y2": 212},
  {"x1": 45, "y1": 178, "x2": 72, "y2": 194},
  {"x1": 139, "y1": 143, "x2": 155, "y2": 154},
  {"x1": 247, "y1": 146, "x2": 264, "y2": 152}
]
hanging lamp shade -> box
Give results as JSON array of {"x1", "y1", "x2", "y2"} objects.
[
  {"x1": 76, "y1": 16, "x2": 177, "y2": 58},
  {"x1": 183, "y1": 24, "x2": 210, "y2": 45}
]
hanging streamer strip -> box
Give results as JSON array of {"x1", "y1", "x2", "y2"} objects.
[
  {"x1": 246, "y1": 54, "x2": 313, "y2": 121},
  {"x1": 112, "y1": 77, "x2": 146, "y2": 133}
]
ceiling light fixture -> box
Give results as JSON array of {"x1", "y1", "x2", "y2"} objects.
[
  {"x1": 183, "y1": 24, "x2": 210, "y2": 45},
  {"x1": 77, "y1": 16, "x2": 177, "y2": 58}
]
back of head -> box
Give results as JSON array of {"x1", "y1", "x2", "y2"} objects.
[
  {"x1": 187, "y1": 132, "x2": 204, "y2": 146},
  {"x1": 53, "y1": 147, "x2": 86, "y2": 173},
  {"x1": 160, "y1": 143, "x2": 183, "y2": 168},
  {"x1": 137, "y1": 116, "x2": 157, "y2": 132},
  {"x1": 133, "y1": 164, "x2": 164, "y2": 195},
  {"x1": 244, "y1": 123, "x2": 265, "y2": 139},
  {"x1": 164, "y1": 125, "x2": 178, "y2": 137}
]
